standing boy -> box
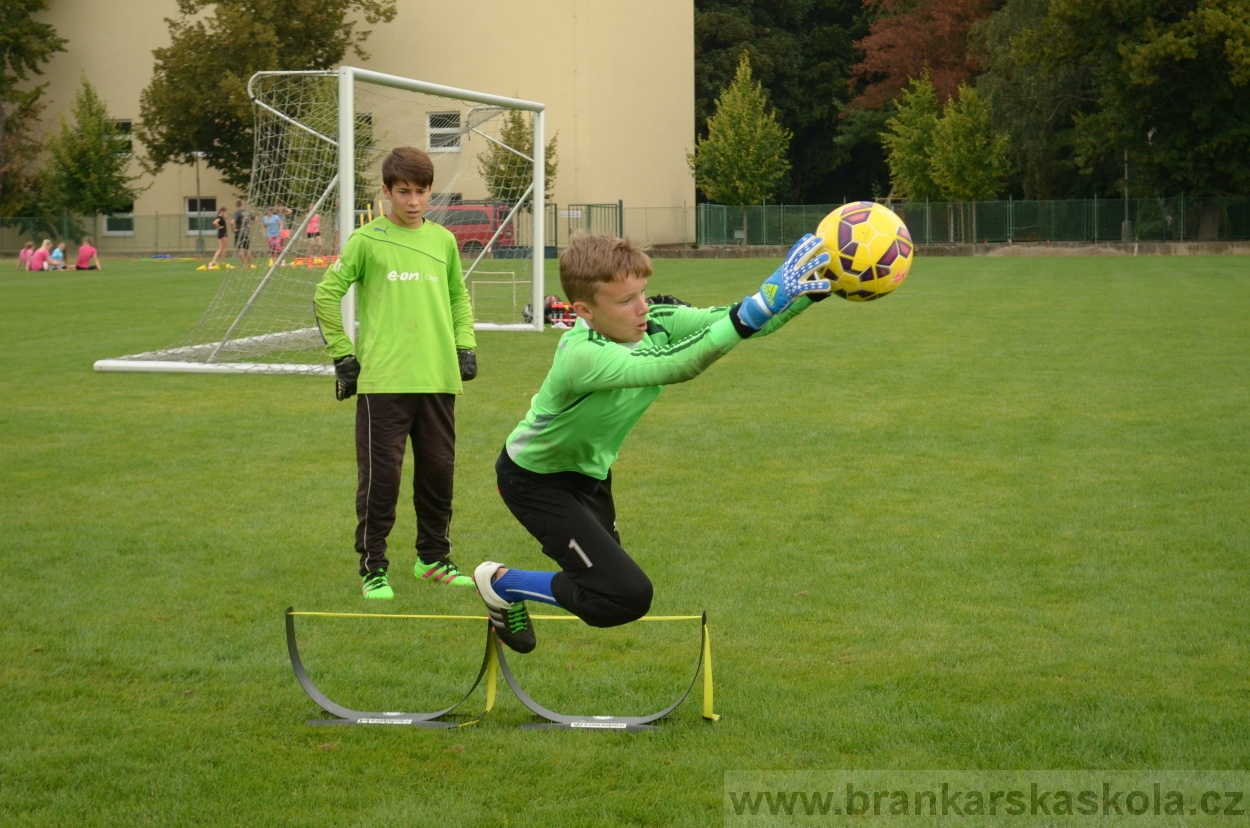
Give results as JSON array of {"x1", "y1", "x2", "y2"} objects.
[
  {"x1": 234, "y1": 200, "x2": 254, "y2": 269},
  {"x1": 474, "y1": 233, "x2": 830, "y2": 652},
  {"x1": 314, "y1": 147, "x2": 479, "y2": 599}
]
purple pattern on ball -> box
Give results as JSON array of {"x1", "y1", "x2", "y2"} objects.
[{"x1": 878, "y1": 242, "x2": 899, "y2": 266}]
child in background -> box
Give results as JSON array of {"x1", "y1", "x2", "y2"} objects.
[
  {"x1": 29, "y1": 240, "x2": 52, "y2": 271},
  {"x1": 307, "y1": 210, "x2": 322, "y2": 257},
  {"x1": 262, "y1": 208, "x2": 283, "y2": 257},
  {"x1": 17, "y1": 241, "x2": 34, "y2": 270},
  {"x1": 76, "y1": 237, "x2": 102, "y2": 270},
  {"x1": 48, "y1": 242, "x2": 68, "y2": 270},
  {"x1": 207, "y1": 207, "x2": 229, "y2": 269}
]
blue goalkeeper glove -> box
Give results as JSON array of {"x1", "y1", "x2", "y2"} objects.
[{"x1": 736, "y1": 234, "x2": 832, "y2": 331}]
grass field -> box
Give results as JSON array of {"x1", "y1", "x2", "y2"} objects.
[{"x1": 1, "y1": 253, "x2": 1247, "y2": 826}]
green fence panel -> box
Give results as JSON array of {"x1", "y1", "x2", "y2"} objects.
[{"x1": 6, "y1": 198, "x2": 1250, "y2": 255}]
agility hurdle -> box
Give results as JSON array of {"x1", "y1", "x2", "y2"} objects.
[{"x1": 285, "y1": 607, "x2": 718, "y2": 731}]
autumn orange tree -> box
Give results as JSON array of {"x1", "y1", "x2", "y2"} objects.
[{"x1": 847, "y1": 0, "x2": 999, "y2": 111}]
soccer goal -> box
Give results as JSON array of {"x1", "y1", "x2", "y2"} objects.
[{"x1": 94, "y1": 66, "x2": 546, "y2": 375}]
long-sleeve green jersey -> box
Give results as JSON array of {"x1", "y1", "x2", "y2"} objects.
[
  {"x1": 505, "y1": 297, "x2": 811, "y2": 479},
  {"x1": 313, "y1": 216, "x2": 476, "y2": 394}
]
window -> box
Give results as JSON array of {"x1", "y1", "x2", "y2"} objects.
[
  {"x1": 113, "y1": 120, "x2": 133, "y2": 156},
  {"x1": 186, "y1": 197, "x2": 217, "y2": 235},
  {"x1": 428, "y1": 112, "x2": 461, "y2": 152},
  {"x1": 105, "y1": 202, "x2": 135, "y2": 236}
]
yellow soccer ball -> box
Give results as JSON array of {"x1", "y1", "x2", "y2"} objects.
[{"x1": 815, "y1": 201, "x2": 914, "y2": 301}]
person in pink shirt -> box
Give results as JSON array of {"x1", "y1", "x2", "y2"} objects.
[
  {"x1": 306, "y1": 209, "x2": 322, "y2": 257},
  {"x1": 28, "y1": 239, "x2": 52, "y2": 271},
  {"x1": 76, "y1": 237, "x2": 102, "y2": 270},
  {"x1": 17, "y1": 241, "x2": 34, "y2": 270}
]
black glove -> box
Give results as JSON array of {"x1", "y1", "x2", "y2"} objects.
[
  {"x1": 458, "y1": 348, "x2": 477, "y2": 381},
  {"x1": 334, "y1": 354, "x2": 360, "y2": 400}
]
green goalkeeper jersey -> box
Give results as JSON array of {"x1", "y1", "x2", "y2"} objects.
[
  {"x1": 505, "y1": 298, "x2": 810, "y2": 479},
  {"x1": 313, "y1": 216, "x2": 475, "y2": 394}
]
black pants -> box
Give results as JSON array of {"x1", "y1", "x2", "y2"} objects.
[
  {"x1": 496, "y1": 450, "x2": 653, "y2": 627},
  {"x1": 354, "y1": 394, "x2": 456, "y2": 576}
]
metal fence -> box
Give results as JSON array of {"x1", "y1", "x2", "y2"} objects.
[
  {"x1": 6, "y1": 196, "x2": 1248, "y2": 256},
  {"x1": 698, "y1": 196, "x2": 1250, "y2": 246},
  {"x1": 549, "y1": 203, "x2": 697, "y2": 248},
  {"x1": 1, "y1": 204, "x2": 700, "y2": 255}
]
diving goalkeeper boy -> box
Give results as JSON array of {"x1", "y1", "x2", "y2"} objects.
[{"x1": 474, "y1": 233, "x2": 830, "y2": 652}]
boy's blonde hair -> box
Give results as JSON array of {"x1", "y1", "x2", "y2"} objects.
[{"x1": 559, "y1": 234, "x2": 653, "y2": 304}]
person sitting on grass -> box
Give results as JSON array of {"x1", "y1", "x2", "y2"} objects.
[
  {"x1": 17, "y1": 241, "x2": 34, "y2": 270},
  {"x1": 48, "y1": 242, "x2": 68, "y2": 270},
  {"x1": 473, "y1": 232, "x2": 831, "y2": 653},
  {"x1": 75, "y1": 237, "x2": 102, "y2": 270},
  {"x1": 28, "y1": 240, "x2": 52, "y2": 272}
]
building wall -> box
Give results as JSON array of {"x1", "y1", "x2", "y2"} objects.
[{"x1": 26, "y1": 0, "x2": 694, "y2": 245}]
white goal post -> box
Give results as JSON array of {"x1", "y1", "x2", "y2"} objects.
[{"x1": 95, "y1": 66, "x2": 546, "y2": 375}]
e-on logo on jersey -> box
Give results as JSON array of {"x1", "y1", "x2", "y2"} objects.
[{"x1": 386, "y1": 270, "x2": 439, "y2": 282}]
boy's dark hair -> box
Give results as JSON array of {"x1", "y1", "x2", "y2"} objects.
[
  {"x1": 559, "y1": 234, "x2": 653, "y2": 304},
  {"x1": 382, "y1": 146, "x2": 435, "y2": 190}
]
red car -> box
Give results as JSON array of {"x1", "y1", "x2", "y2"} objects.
[{"x1": 425, "y1": 204, "x2": 516, "y2": 254}]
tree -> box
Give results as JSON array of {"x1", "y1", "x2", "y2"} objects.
[
  {"x1": 41, "y1": 78, "x2": 145, "y2": 222},
  {"x1": 882, "y1": 73, "x2": 942, "y2": 200},
  {"x1": 477, "y1": 109, "x2": 558, "y2": 202},
  {"x1": 1014, "y1": 0, "x2": 1250, "y2": 235},
  {"x1": 848, "y1": 0, "x2": 1000, "y2": 111},
  {"x1": 695, "y1": 0, "x2": 877, "y2": 202},
  {"x1": 970, "y1": 0, "x2": 1090, "y2": 198},
  {"x1": 138, "y1": 0, "x2": 396, "y2": 193},
  {"x1": 929, "y1": 85, "x2": 1009, "y2": 201},
  {"x1": 0, "y1": 0, "x2": 66, "y2": 214},
  {"x1": 688, "y1": 54, "x2": 792, "y2": 208}
]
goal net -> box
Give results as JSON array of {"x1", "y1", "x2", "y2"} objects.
[{"x1": 95, "y1": 67, "x2": 546, "y2": 375}]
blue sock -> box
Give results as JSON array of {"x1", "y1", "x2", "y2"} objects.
[{"x1": 493, "y1": 568, "x2": 561, "y2": 607}]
